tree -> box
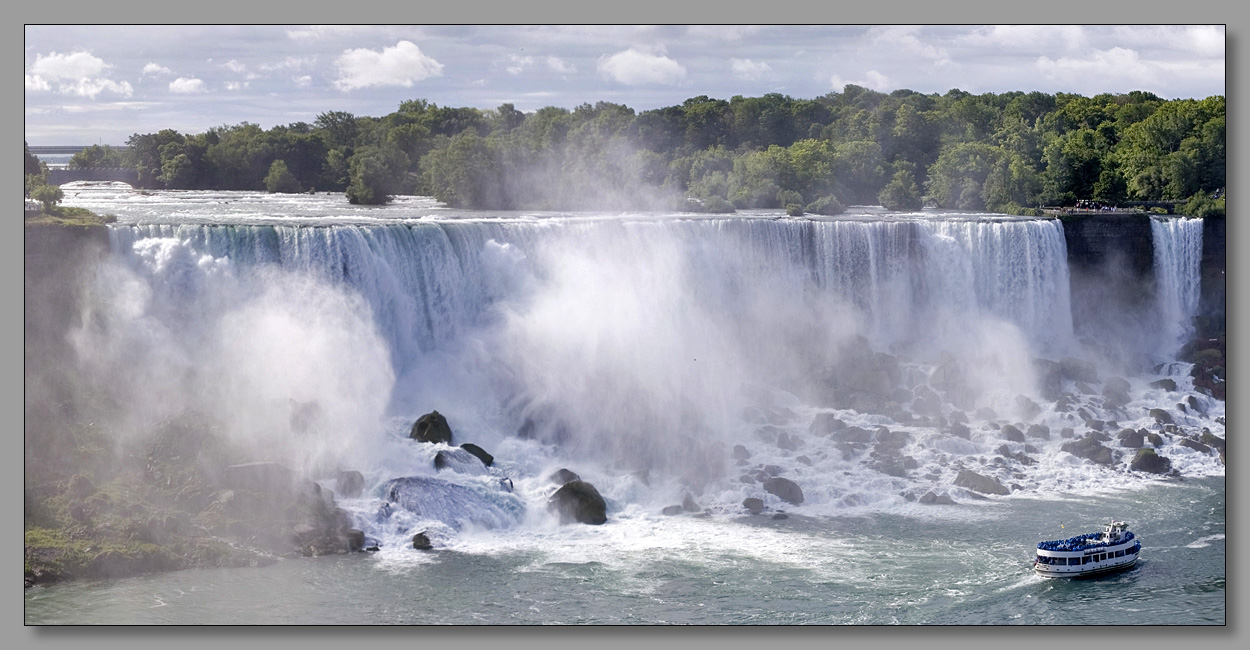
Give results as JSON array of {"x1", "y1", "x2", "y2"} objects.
[
  {"x1": 69, "y1": 144, "x2": 125, "y2": 169},
  {"x1": 31, "y1": 183, "x2": 63, "y2": 212},
  {"x1": 878, "y1": 162, "x2": 923, "y2": 211},
  {"x1": 24, "y1": 142, "x2": 42, "y2": 176},
  {"x1": 264, "y1": 160, "x2": 302, "y2": 193},
  {"x1": 345, "y1": 145, "x2": 410, "y2": 205}
]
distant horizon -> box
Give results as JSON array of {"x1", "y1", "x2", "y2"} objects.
[{"x1": 25, "y1": 25, "x2": 1225, "y2": 146}]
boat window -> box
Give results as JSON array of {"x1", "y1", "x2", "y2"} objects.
[
  {"x1": 1115, "y1": 550, "x2": 1123, "y2": 557},
  {"x1": 1068, "y1": 557, "x2": 1081, "y2": 566}
]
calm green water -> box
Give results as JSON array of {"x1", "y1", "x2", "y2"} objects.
[{"x1": 24, "y1": 476, "x2": 1223, "y2": 625}]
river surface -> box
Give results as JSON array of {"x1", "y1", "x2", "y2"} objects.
[{"x1": 26, "y1": 185, "x2": 1225, "y2": 625}]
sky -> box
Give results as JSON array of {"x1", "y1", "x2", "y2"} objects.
[{"x1": 23, "y1": 24, "x2": 1227, "y2": 146}]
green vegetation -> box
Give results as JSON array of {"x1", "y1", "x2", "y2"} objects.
[{"x1": 35, "y1": 88, "x2": 1224, "y2": 211}]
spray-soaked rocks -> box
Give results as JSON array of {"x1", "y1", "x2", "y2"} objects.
[
  {"x1": 1130, "y1": 448, "x2": 1173, "y2": 474},
  {"x1": 953, "y1": 469, "x2": 1010, "y2": 496},
  {"x1": 410, "y1": 410, "x2": 454, "y2": 444},
  {"x1": 1060, "y1": 436, "x2": 1117, "y2": 466},
  {"x1": 383, "y1": 475, "x2": 526, "y2": 530},
  {"x1": 547, "y1": 480, "x2": 607, "y2": 525},
  {"x1": 762, "y1": 477, "x2": 804, "y2": 505}
]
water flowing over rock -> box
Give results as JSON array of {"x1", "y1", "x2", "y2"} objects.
[
  {"x1": 459, "y1": 443, "x2": 494, "y2": 467},
  {"x1": 953, "y1": 470, "x2": 1009, "y2": 496}
]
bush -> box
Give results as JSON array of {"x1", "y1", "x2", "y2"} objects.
[
  {"x1": 264, "y1": 160, "x2": 302, "y2": 194},
  {"x1": 31, "y1": 184, "x2": 64, "y2": 211},
  {"x1": 702, "y1": 196, "x2": 736, "y2": 213},
  {"x1": 1180, "y1": 192, "x2": 1225, "y2": 218},
  {"x1": 777, "y1": 189, "x2": 804, "y2": 209},
  {"x1": 805, "y1": 195, "x2": 845, "y2": 215},
  {"x1": 785, "y1": 203, "x2": 805, "y2": 216}
]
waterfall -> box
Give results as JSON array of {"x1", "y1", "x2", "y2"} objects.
[{"x1": 1151, "y1": 217, "x2": 1204, "y2": 357}]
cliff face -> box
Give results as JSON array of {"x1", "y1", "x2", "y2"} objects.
[
  {"x1": 1198, "y1": 215, "x2": 1225, "y2": 335},
  {"x1": 24, "y1": 224, "x2": 110, "y2": 442}
]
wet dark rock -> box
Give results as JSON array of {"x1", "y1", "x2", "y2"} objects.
[
  {"x1": 797, "y1": 455, "x2": 813, "y2": 466},
  {"x1": 1117, "y1": 428, "x2": 1145, "y2": 448},
  {"x1": 1178, "y1": 438, "x2": 1212, "y2": 454},
  {"x1": 1102, "y1": 377, "x2": 1132, "y2": 409},
  {"x1": 1150, "y1": 378, "x2": 1177, "y2": 392},
  {"x1": 682, "y1": 493, "x2": 701, "y2": 512},
  {"x1": 948, "y1": 423, "x2": 972, "y2": 439},
  {"x1": 1147, "y1": 432, "x2": 1165, "y2": 447},
  {"x1": 763, "y1": 477, "x2": 804, "y2": 505},
  {"x1": 776, "y1": 432, "x2": 801, "y2": 451},
  {"x1": 661, "y1": 505, "x2": 684, "y2": 516},
  {"x1": 410, "y1": 410, "x2": 454, "y2": 444},
  {"x1": 1199, "y1": 430, "x2": 1225, "y2": 455},
  {"x1": 459, "y1": 443, "x2": 494, "y2": 467},
  {"x1": 949, "y1": 410, "x2": 968, "y2": 425},
  {"x1": 1026, "y1": 424, "x2": 1050, "y2": 440},
  {"x1": 832, "y1": 426, "x2": 873, "y2": 443},
  {"x1": 742, "y1": 497, "x2": 765, "y2": 514},
  {"x1": 954, "y1": 470, "x2": 1009, "y2": 496},
  {"x1": 1149, "y1": 408, "x2": 1174, "y2": 425},
  {"x1": 874, "y1": 427, "x2": 910, "y2": 448},
  {"x1": 1130, "y1": 449, "x2": 1172, "y2": 474},
  {"x1": 1060, "y1": 427, "x2": 1075, "y2": 439},
  {"x1": 1186, "y1": 395, "x2": 1206, "y2": 415},
  {"x1": 762, "y1": 465, "x2": 784, "y2": 477},
  {"x1": 1015, "y1": 395, "x2": 1042, "y2": 421},
  {"x1": 345, "y1": 528, "x2": 365, "y2": 552},
  {"x1": 433, "y1": 448, "x2": 489, "y2": 474},
  {"x1": 547, "y1": 480, "x2": 607, "y2": 525},
  {"x1": 549, "y1": 468, "x2": 581, "y2": 485},
  {"x1": 335, "y1": 470, "x2": 364, "y2": 498},
  {"x1": 732, "y1": 444, "x2": 751, "y2": 460},
  {"x1": 1035, "y1": 359, "x2": 1063, "y2": 400},
  {"x1": 809, "y1": 413, "x2": 846, "y2": 436},
  {"x1": 1060, "y1": 357, "x2": 1099, "y2": 383},
  {"x1": 1061, "y1": 437, "x2": 1115, "y2": 465},
  {"x1": 412, "y1": 531, "x2": 433, "y2": 550},
  {"x1": 1000, "y1": 425, "x2": 1025, "y2": 443},
  {"x1": 772, "y1": 513, "x2": 789, "y2": 520},
  {"x1": 1084, "y1": 418, "x2": 1106, "y2": 432},
  {"x1": 739, "y1": 474, "x2": 756, "y2": 484}
]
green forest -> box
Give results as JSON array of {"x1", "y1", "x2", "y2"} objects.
[{"x1": 49, "y1": 86, "x2": 1226, "y2": 216}]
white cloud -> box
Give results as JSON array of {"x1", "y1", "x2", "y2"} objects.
[
  {"x1": 261, "y1": 56, "x2": 314, "y2": 72},
  {"x1": 142, "y1": 63, "x2": 172, "y2": 76},
  {"x1": 504, "y1": 54, "x2": 533, "y2": 75},
  {"x1": 293, "y1": 75, "x2": 312, "y2": 87},
  {"x1": 1036, "y1": 47, "x2": 1156, "y2": 87},
  {"x1": 29, "y1": 50, "x2": 108, "y2": 80},
  {"x1": 334, "y1": 40, "x2": 444, "y2": 91},
  {"x1": 871, "y1": 26, "x2": 952, "y2": 66},
  {"x1": 830, "y1": 71, "x2": 892, "y2": 92},
  {"x1": 224, "y1": 60, "x2": 247, "y2": 74},
  {"x1": 731, "y1": 58, "x2": 771, "y2": 81},
  {"x1": 25, "y1": 74, "x2": 51, "y2": 92},
  {"x1": 169, "y1": 77, "x2": 207, "y2": 93},
  {"x1": 62, "y1": 78, "x2": 134, "y2": 98},
  {"x1": 224, "y1": 81, "x2": 250, "y2": 91},
  {"x1": 598, "y1": 48, "x2": 686, "y2": 85},
  {"x1": 546, "y1": 56, "x2": 575, "y2": 74}
]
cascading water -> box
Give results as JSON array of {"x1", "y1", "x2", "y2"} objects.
[{"x1": 1151, "y1": 217, "x2": 1205, "y2": 359}]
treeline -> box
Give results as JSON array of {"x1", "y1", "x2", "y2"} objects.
[{"x1": 64, "y1": 87, "x2": 1225, "y2": 214}]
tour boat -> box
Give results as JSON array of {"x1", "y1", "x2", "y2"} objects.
[{"x1": 1033, "y1": 520, "x2": 1140, "y2": 577}]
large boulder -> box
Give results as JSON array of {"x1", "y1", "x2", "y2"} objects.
[
  {"x1": 1150, "y1": 378, "x2": 1177, "y2": 392},
  {"x1": 1061, "y1": 437, "x2": 1116, "y2": 466},
  {"x1": 1148, "y1": 408, "x2": 1174, "y2": 425},
  {"x1": 433, "y1": 448, "x2": 489, "y2": 475},
  {"x1": 763, "y1": 477, "x2": 804, "y2": 505},
  {"x1": 410, "y1": 410, "x2": 454, "y2": 444},
  {"x1": 336, "y1": 470, "x2": 365, "y2": 498},
  {"x1": 548, "y1": 468, "x2": 581, "y2": 485},
  {"x1": 809, "y1": 413, "x2": 846, "y2": 436},
  {"x1": 1000, "y1": 425, "x2": 1026, "y2": 443},
  {"x1": 547, "y1": 480, "x2": 607, "y2": 525},
  {"x1": 459, "y1": 443, "x2": 494, "y2": 467},
  {"x1": 1116, "y1": 428, "x2": 1145, "y2": 449},
  {"x1": 742, "y1": 497, "x2": 765, "y2": 514},
  {"x1": 1102, "y1": 377, "x2": 1132, "y2": 409},
  {"x1": 953, "y1": 469, "x2": 1010, "y2": 496},
  {"x1": 1130, "y1": 448, "x2": 1172, "y2": 474},
  {"x1": 1060, "y1": 357, "x2": 1099, "y2": 383},
  {"x1": 832, "y1": 426, "x2": 873, "y2": 443}
]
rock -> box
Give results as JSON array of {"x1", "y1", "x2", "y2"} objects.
[
  {"x1": 1060, "y1": 427, "x2": 1075, "y2": 439},
  {"x1": 1178, "y1": 438, "x2": 1212, "y2": 454},
  {"x1": 412, "y1": 531, "x2": 433, "y2": 550},
  {"x1": 832, "y1": 426, "x2": 873, "y2": 443},
  {"x1": 345, "y1": 528, "x2": 365, "y2": 552},
  {"x1": 1148, "y1": 408, "x2": 1174, "y2": 425},
  {"x1": 1035, "y1": 359, "x2": 1063, "y2": 400},
  {"x1": 974, "y1": 407, "x2": 997, "y2": 421},
  {"x1": 1102, "y1": 377, "x2": 1132, "y2": 408},
  {"x1": 761, "y1": 465, "x2": 783, "y2": 477},
  {"x1": 742, "y1": 497, "x2": 765, "y2": 514},
  {"x1": 763, "y1": 477, "x2": 804, "y2": 505},
  {"x1": 874, "y1": 427, "x2": 910, "y2": 448},
  {"x1": 682, "y1": 493, "x2": 701, "y2": 512},
  {"x1": 1026, "y1": 424, "x2": 1050, "y2": 440},
  {"x1": 732, "y1": 444, "x2": 751, "y2": 460},
  {"x1": 918, "y1": 491, "x2": 938, "y2": 505},
  {"x1": 1150, "y1": 378, "x2": 1177, "y2": 392},
  {"x1": 772, "y1": 514, "x2": 789, "y2": 520},
  {"x1": 336, "y1": 470, "x2": 365, "y2": 498},
  {"x1": 661, "y1": 505, "x2": 684, "y2": 516},
  {"x1": 949, "y1": 410, "x2": 968, "y2": 424},
  {"x1": 1060, "y1": 357, "x2": 1099, "y2": 383},
  {"x1": 1061, "y1": 437, "x2": 1115, "y2": 466},
  {"x1": 739, "y1": 474, "x2": 756, "y2": 484},
  {"x1": 948, "y1": 423, "x2": 971, "y2": 439},
  {"x1": 1199, "y1": 431, "x2": 1226, "y2": 455},
  {"x1": 809, "y1": 413, "x2": 846, "y2": 436},
  {"x1": 1015, "y1": 395, "x2": 1042, "y2": 421},
  {"x1": 796, "y1": 455, "x2": 813, "y2": 466},
  {"x1": 1147, "y1": 432, "x2": 1165, "y2": 447},
  {"x1": 433, "y1": 448, "x2": 489, "y2": 474},
  {"x1": 776, "y1": 432, "x2": 800, "y2": 451},
  {"x1": 549, "y1": 468, "x2": 581, "y2": 485},
  {"x1": 1117, "y1": 428, "x2": 1145, "y2": 448},
  {"x1": 954, "y1": 470, "x2": 1010, "y2": 496},
  {"x1": 459, "y1": 443, "x2": 494, "y2": 467},
  {"x1": 1000, "y1": 425, "x2": 1025, "y2": 443},
  {"x1": 547, "y1": 480, "x2": 608, "y2": 525},
  {"x1": 1185, "y1": 395, "x2": 1206, "y2": 415},
  {"x1": 67, "y1": 474, "x2": 95, "y2": 499},
  {"x1": 410, "y1": 410, "x2": 454, "y2": 444},
  {"x1": 1130, "y1": 449, "x2": 1172, "y2": 474}
]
